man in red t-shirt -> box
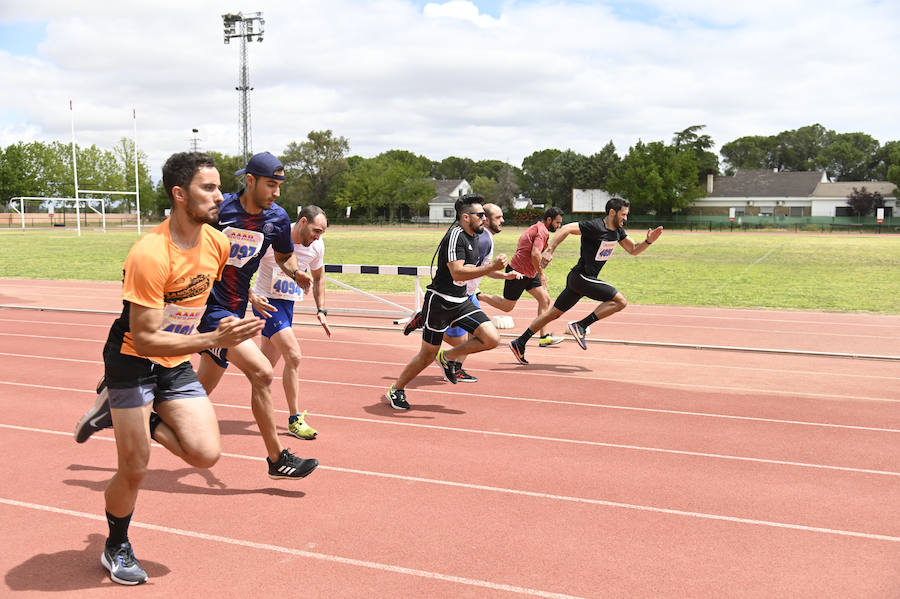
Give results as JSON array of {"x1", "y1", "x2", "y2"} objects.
[{"x1": 477, "y1": 206, "x2": 564, "y2": 346}]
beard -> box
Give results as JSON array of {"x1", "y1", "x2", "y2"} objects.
[{"x1": 185, "y1": 196, "x2": 219, "y2": 226}]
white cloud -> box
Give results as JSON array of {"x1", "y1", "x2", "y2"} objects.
[
  {"x1": 423, "y1": 0, "x2": 500, "y2": 27},
  {"x1": 1, "y1": 0, "x2": 899, "y2": 181}
]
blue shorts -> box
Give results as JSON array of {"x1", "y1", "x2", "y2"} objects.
[
  {"x1": 102, "y1": 346, "x2": 206, "y2": 410},
  {"x1": 252, "y1": 297, "x2": 295, "y2": 338},
  {"x1": 197, "y1": 304, "x2": 247, "y2": 369},
  {"x1": 445, "y1": 293, "x2": 480, "y2": 338}
]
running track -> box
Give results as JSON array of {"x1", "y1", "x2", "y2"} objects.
[{"x1": 1, "y1": 278, "x2": 899, "y2": 597}]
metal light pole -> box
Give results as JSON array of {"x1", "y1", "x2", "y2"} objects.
[{"x1": 222, "y1": 12, "x2": 265, "y2": 165}]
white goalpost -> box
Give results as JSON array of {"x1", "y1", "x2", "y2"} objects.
[{"x1": 67, "y1": 100, "x2": 142, "y2": 236}]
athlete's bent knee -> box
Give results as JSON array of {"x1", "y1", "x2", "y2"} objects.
[
  {"x1": 183, "y1": 444, "x2": 221, "y2": 469},
  {"x1": 245, "y1": 363, "x2": 274, "y2": 388},
  {"x1": 479, "y1": 327, "x2": 500, "y2": 349},
  {"x1": 613, "y1": 294, "x2": 628, "y2": 311}
]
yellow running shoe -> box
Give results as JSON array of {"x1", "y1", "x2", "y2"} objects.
[{"x1": 288, "y1": 411, "x2": 317, "y2": 440}]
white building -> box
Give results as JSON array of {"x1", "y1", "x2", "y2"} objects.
[
  {"x1": 688, "y1": 170, "x2": 897, "y2": 218},
  {"x1": 426, "y1": 179, "x2": 472, "y2": 223}
]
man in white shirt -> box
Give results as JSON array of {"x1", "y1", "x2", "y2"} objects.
[{"x1": 251, "y1": 205, "x2": 330, "y2": 438}]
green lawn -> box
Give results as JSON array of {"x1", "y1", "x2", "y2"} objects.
[{"x1": 1, "y1": 226, "x2": 898, "y2": 313}]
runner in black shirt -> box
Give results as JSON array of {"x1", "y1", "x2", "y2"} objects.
[
  {"x1": 508, "y1": 197, "x2": 663, "y2": 364},
  {"x1": 386, "y1": 194, "x2": 509, "y2": 409}
]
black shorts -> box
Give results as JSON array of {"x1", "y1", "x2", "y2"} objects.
[
  {"x1": 552, "y1": 269, "x2": 620, "y2": 313},
  {"x1": 502, "y1": 266, "x2": 542, "y2": 301},
  {"x1": 102, "y1": 342, "x2": 205, "y2": 410},
  {"x1": 421, "y1": 290, "x2": 490, "y2": 345}
]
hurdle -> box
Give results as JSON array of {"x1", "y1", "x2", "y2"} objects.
[{"x1": 292, "y1": 264, "x2": 434, "y2": 323}]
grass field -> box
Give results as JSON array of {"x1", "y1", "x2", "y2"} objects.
[{"x1": 1, "y1": 226, "x2": 898, "y2": 313}]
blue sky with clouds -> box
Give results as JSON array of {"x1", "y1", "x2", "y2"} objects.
[{"x1": 2, "y1": 0, "x2": 899, "y2": 180}]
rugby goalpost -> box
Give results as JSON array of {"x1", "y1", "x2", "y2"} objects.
[{"x1": 22, "y1": 100, "x2": 143, "y2": 236}]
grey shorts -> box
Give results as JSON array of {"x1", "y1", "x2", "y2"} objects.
[{"x1": 103, "y1": 343, "x2": 206, "y2": 409}]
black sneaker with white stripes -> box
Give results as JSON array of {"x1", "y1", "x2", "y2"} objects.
[
  {"x1": 267, "y1": 449, "x2": 318, "y2": 480},
  {"x1": 74, "y1": 376, "x2": 113, "y2": 443}
]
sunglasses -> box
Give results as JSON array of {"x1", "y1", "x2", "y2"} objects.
[{"x1": 465, "y1": 211, "x2": 486, "y2": 218}]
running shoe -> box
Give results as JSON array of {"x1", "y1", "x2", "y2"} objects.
[
  {"x1": 403, "y1": 311, "x2": 424, "y2": 335},
  {"x1": 74, "y1": 377, "x2": 113, "y2": 443},
  {"x1": 101, "y1": 541, "x2": 148, "y2": 586},
  {"x1": 567, "y1": 321, "x2": 588, "y2": 350},
  {"x1": 267, "y1": 449, "x2": 319, "y2": 479},
  {"x1": 288, "y1": 410, "x2": 318, "y2": 440},
  {"x1": 386, "y1": 385, "x2": 410, "y2": 410},
  {"x1": 508, "y1": 340, "x2": 528, "y2": 365},
  {"x1": 435, "y1": 348, "x2": 458, "y2": 384},
  {"x1": 538, "y1": 335, "x2": 564, "y2": 347},
  {"x1": 455, "y1": 366, "x2": 478, "y2": 383}
]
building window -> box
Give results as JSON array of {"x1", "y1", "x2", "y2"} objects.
[
  {"x1": 835, "y1": 206, "x2": 853, "y2": 217},
  {"x1": 789, "y1": 207, "x2": 804, "y2": 217},
  {"x1": 443, "y1": 208, "x2": 455, "y2": 218},
  {"x1": 759, "y1": 206, "x2": 774, "y2": 216}
]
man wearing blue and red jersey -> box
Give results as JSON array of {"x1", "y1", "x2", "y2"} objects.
[{"x1": 196, "y1": 151, "x2": 318, "y2": 480}]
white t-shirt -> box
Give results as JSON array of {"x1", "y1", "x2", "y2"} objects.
[
  {"x1": 466, "y1": 230, "x2": 494, "y2": 296},
  {"x1": 252, "y1": 232, "x2": 325, "y2": 302}
]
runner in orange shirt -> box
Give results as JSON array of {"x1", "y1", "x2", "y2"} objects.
[{"x1": 73, "y1": 152, "x2": 263, "y2": 585}]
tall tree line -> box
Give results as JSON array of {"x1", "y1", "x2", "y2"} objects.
[{"x1": 3, "y1": 124, "x2": 899, "y2": 220}]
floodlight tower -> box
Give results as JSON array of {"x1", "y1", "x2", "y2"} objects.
[{"x1": 223, "y1": 11, "x2": 265, "y2": 165}]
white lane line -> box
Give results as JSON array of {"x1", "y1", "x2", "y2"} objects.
[
  {"x1": 2, "y1": 434, "x2": 899, "y2": 546},
  {"x1": 6, "y1": 306, "x2": 899, "y2": 333},
  {"x1": 3, "y1": 374, "x2": 900, "y2": 437},
  {"x1": 0, "y1": 498, "x2": 585, "y2": 599},
  {"x1": 1, "y1": 347, "x2": 897, "y2": 403},
  {"x1": 5, "y1": 412, "x2": 899, "y2": 479}
]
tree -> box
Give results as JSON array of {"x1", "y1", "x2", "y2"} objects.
[
  {"x1": 521, "y1": 148, "x2": 562, "y2": 206},
  {"x1": 432, "y1": 156, "x2": 474, "y2": 181},
  {"x1": 547, "y1": 149, "x2": 590, "y2": 212},
  {"x1": 112, "y1": 137, "x2": 154, "y2": 216},
  {"x1": 846, "y1": 186, "x2": 884, "y2": 216},
  {"x1": 494, "y1": 164, "x2": 520, "y2": 212},
  {"x1": 280, "y1": 130, "x2": 350, "y2": 214},
  {"x1": 580, "y1": 142, "x2": 621, "y2": 190},
  {"x1": 769, "y1": 124, "x2": 833, "y2": 172},
  {"x1": 870, "y1": 140, "x2": 900, "y2": 180},
  {"x1": 335, "y1": 152, "x2": 433, "y2": 221},
  {"x1": 471, "y1": 175, "x2": 499, "y2": 203},
  {"x1": 206, "y1": 151, "x2": 243, "y2": 195},
  {"x1": 720, "y1": 135, "x2": 778, "y2": 173},
  {"x1": 672, "y1": 125, "x2": 719, "y2": 183},
  {"x1": 815, "y1": 132, "x2": 880, "y2": 181},
  {"x1": 609, "y1": 140, "x2": 703, "y2": 215}
]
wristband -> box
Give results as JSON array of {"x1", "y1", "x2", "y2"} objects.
[
  {"x1": 645, "y1": 240, "x2": 652, "y2": 245},
  {"x1": 317, "y1": 309, "x2": 328, "y2": 316}
]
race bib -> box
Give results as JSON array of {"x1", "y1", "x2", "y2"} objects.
[
  {"x1": 594, "y1": 240, "x2": 618, "y2": 262},
  {"x1": 268, "y1": 266, "x2": 304, "y2": 301},
  {"x1": 223, "y1": 227, "x2": 264, "y2": 268},
  {"x1": 160, "y1": 304, "x2": 204, "y2": 335}
]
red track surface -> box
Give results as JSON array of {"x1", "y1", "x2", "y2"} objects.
[{"x1": 1, "y1": 278, "x2": 899, "y2": 597}]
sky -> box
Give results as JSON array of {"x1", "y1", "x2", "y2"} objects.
[{"x1": 1, "y1": 0, "x2": 899, "y2": 182}]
